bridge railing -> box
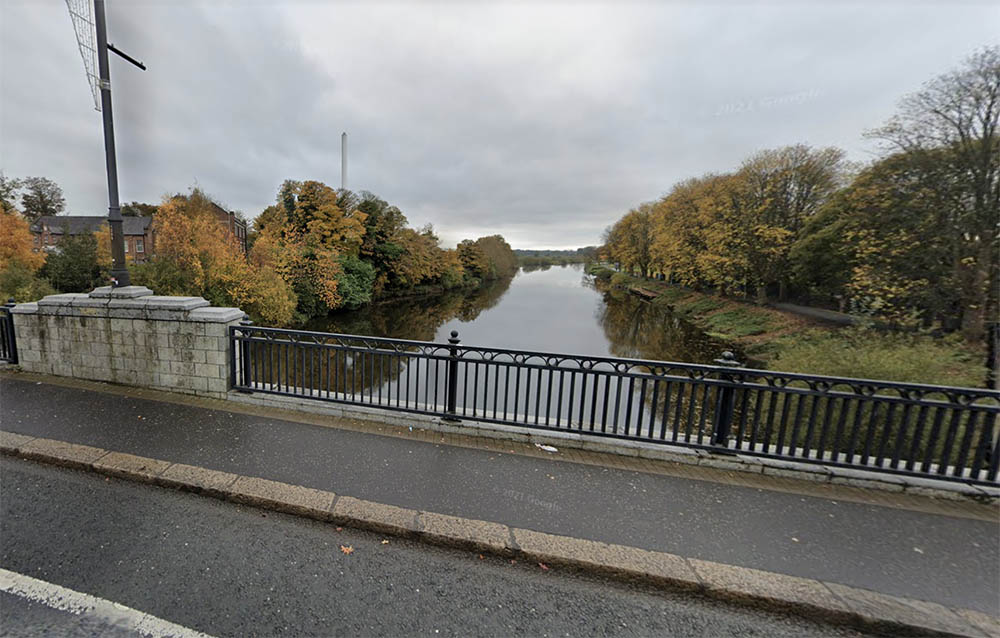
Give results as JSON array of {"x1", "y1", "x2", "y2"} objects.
[
  {"x1": 230, "y1": 324, "x2": 1000, "y2": 485},
  {"x1": 0, "y1": 299, "x2": 17, "y2": 364}
]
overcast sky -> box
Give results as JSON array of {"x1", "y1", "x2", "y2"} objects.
[{"x1": 1, "y1": 1, "x2": 997, "y2": 249}]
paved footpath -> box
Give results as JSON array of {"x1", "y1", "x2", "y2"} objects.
[{"x1": 1, "y1": 373, "x2": 997, "y2": 615}]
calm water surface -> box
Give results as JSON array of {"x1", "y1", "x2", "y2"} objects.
[{"x1": 314, "y1": 264, "x2": 731, "y2": 365}]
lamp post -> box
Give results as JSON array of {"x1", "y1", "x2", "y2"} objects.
[{"x1": 94, "y1": 0, "x2": 143, "y2": 287}]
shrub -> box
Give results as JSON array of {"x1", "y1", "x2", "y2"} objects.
[
  {"x1": 0, "y1": 262, "x2": 56, "y2": 302},
  {"x1": 610, "y1": 272, "x2": 630, "y2": 288}
]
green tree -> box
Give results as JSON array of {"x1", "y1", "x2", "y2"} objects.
[
  {"x1": 336, "y1": 254, "x2": 376, "y2": 309},
  {"x1": 121, "y1": 201, "x2": 158, "y2": 216},
  {"x1": 0, "y1": 173, "x2": 21, "y2": 214},
  {"x1": 867, "y1": 46, "x2": 999, "y2": 344},
  {"x1": 42, "y1": 233, "x2": 105, "y2": 293},
  {"x1": 19, "y1": 176, "x2": 65, "y2": 222}
]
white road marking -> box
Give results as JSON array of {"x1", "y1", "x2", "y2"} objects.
[{"x1": 0, "y1": 567, "x2": 216, "y2": 638}]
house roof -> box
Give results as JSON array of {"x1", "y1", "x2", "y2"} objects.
[{"x1": 30, "y1": 215, "x2": 152, "y2": 236}]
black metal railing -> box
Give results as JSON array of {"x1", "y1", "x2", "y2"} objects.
[
  {"x1": 0, "y1": 299, "x2": 17, "y2": 364},
  {"x1": 230, "y1": 324, "x2": 1000, "y2": 486}
]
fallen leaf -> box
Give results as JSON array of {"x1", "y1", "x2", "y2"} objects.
[
  {"x1": 538, "y1": 562, "x2": 549, "y2": 571},
  {"x1": 478, "y1": 554, "x2": 485, "y2": 560},
  {"x1": 336, "y1": 527, "x2": 343, "y2": 532},
  {"x1": 381, "y1": 540, "x2": 390, "y2": 545},
  {"x1": 340, "y1": 545, "x2": 354, "y2": 555},
  {"x1": 509, "y1": 559, "x2": 517, "y2": 565}
]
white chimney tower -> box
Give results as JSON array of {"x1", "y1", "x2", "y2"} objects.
[{"x1": 341, "y1": 132, "x2": 347, "y2": 190}]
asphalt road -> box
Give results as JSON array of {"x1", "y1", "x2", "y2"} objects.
[
  {"x1": 0, "y1": 591, "x2": 146, "y2": 638},
  {"x1": 0, "y1": 457, "x2": 871, "y2": 637},
  {"x1": 1, "y1": 376, "x2": 997, "y2": 614}
]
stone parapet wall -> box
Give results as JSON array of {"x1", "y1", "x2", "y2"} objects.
[{"x1": 10, "y1": 286, "x2": 245, "y2": 398}]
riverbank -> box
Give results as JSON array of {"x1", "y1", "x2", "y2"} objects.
[{"x1": 591, "y1": 268, "x2": 986, "y2": 388}]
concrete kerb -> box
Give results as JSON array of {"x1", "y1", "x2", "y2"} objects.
[
  {"x1": 0, "y1": 432, "x2": 993, "y2": 637},
  {"x1": 226, "y1": 391, "x2": 998, "y2": 504}
]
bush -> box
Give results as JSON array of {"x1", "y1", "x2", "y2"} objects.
[
  {"x1": 585, "y1": 263, "x2": 615, "y2": 280},
  {"x1": 610, "y1": 272, "x2": 630, "y2": 288},
  {"x1": 130, "y1": 260, "x2": 198, "y2": 296},
  {"x1": 0, "y1": 263, "x2": 56, "y2": 302}
]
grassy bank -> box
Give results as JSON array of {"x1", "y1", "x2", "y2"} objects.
[{"x1": 586, "y1": 265, "x2": 986, "y2": 387}]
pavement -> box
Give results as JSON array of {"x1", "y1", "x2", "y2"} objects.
[
  {"x1": 1, "y1": 371, "x2": 998, "y2": 632},
  {"x1": 0, "y1": 456, "x2": 874, "y2": 637}
]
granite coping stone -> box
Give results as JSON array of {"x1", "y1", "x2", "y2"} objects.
[
  {"x1": 226, "y1": 475, "x2": 335, "y2": 519},
  {"x1": 187, "y1": 307, "x2": 246, "y2": 323},
  {"x1": 688, "y1": 559, "x2": 854, "y2": 617},
  {"x1": 36, "y1": 293, "x2": 89, "y2": 306},
  {"x1": 9, "y1": 302, "x2": 38, "y2": 314},
  {"x1": 825, "y1": 581, "x2": 989, "y2": 637},
  {"x1": 92, "y1": 451, "x2": 172, "y2": 482},
  {"x1": 156, "y1": 463, "x2": 240, "y2": 496},
  {"x1": 330, "y1": 496, "x2": 422, "y2": 537},
  {"x1": 417, "y1": 511, "x2": 510, "y2": 553},
  {"x1": 90, "y1": 286, "x2": 154, "y2": 299}
]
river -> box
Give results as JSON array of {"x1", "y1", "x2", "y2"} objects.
[{"x1": 310, "y1": 263, "x2": 734, "y2": 365}]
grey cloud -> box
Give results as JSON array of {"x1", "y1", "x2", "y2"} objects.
[{"x1": 2, "y1": 1, "x2": 997, "y2": 249}]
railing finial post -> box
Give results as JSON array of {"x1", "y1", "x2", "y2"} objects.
[
  {"x1": 444, "y1": 330, "x2": 461, "y2": 421},
  {"x1": 711, "y1": 350, "x2": 744, "y2": 448},
  {"x1": 236, "y1": 313, "x2": 253, "y2": 392},
  {"x1": 2, "y1": 297, "x2": 17, "y2": 365}
]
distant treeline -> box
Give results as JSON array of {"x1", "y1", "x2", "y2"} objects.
[{"x1": 516, "y1": 247, "x2": 598, "y2": 268}]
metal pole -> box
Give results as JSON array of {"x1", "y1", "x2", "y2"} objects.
[
  {"x1": 94, "y1": 0, "x2": 129, "y2": 287},
  {"x1": 711, "y1": 351, "x2": 743, "y2": 447},
  {"x1": 444, "y1": 330, "x2": 460, "y2": 420},
  {"x1": 341, "y1": 132, "x2": 347, "y2": 191}
]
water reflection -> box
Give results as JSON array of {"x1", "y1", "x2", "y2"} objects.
[
  {"x1": 309, "y1": 263, "x2": 734, "y2": 364},
  {"x1": 306, "y1": 275, "x2": 514, "y2": 342},
  {"x1": 245, "y1": 265, "x2": 740, "y2": 434},
  {"x1": 594, "y1": 281, "x2": 734, "y2": 364}
]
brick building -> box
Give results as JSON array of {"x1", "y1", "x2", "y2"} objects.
[
  {"x1": 209, "y1": 203, "x2": 248, "y2": 254},
  {"x1": 30, "y1": 216, "x2": 155, "y2": 263},
  {"x1": 30, "y1": 205, "x2": 247, "y2": 261}
]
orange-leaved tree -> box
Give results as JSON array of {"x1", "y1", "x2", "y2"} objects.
[
  {"x1": 0, "y1": 209, "x2": 45, "y2": 272},
  {"x1": 132, "y1": 189, "x2": 296, "y2": 326},
  {"x1": 0, "y1": 208, "x2": 53, "y2": 301}
]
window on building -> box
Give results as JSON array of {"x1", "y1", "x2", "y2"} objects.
[
  {"x1": 124, "y1": 240, "x2": 129, "y2": 253},
  {"x1": 136, "y1": 239, "x2": 144, "y2": 253}
]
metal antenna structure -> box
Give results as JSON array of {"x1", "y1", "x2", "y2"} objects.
[{"x1": 65, "y1": 0, "x2": 146, "y2": 287}]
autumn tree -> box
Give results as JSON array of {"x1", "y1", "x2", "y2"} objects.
[
  {"x1": 19, "y1": 177, "x2": 65, "y2": 222},
  {"x1": 608, "y1": 204, "x2": 656, "y2": 278},
  {"x1": 737, "y1": 145, "x2": 847, "y2": 299},
  {"x1": 132, "y1": 188, "x2": 296, "y2": 326},
  {"x1": 0, "y1": 208, "x2": 51, "y2": 301},
  {"x1": 867, "y1": 45, "x2": 999, "y2": 343},
  {"x1": 650, "y1": 177, "x2": 715, "y2": 288}
]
